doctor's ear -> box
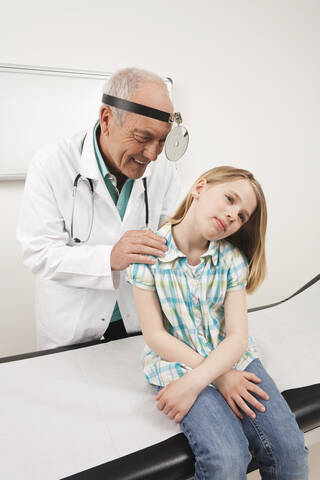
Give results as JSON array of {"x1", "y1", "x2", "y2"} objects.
[
  {"x1": 99, "y1": 106, "x2": 113, "y2": 136},
  {"x1": 192, "y1": 178, "x2": 207, "y2": 199}
]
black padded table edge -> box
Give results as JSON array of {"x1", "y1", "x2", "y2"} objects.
[
  {"x1": 63, "y1": 433, "x2": 195, "y2": 480},
  {"x1": 0, "y1": 331, "x2": 142, "y2": 364}
]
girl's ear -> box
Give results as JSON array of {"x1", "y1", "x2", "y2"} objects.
[{"x1": 192, "y1": 178, "x2": 207, "y2": 199}]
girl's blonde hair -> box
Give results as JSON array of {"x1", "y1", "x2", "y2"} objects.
[{"x1": 169, "y1": 166, "x2": 267, "y2": 293}]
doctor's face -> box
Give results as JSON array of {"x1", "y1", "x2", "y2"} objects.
[{"x1": 99, "y1": 82, "x2": 173, "y2": 179}]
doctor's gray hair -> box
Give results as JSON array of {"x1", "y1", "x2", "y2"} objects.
[{"x1": 102, "y1": 67, "x2": 167, "y2": 124}]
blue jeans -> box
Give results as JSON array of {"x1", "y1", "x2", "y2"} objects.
[{"x1": 179, "y1": 359, "x2": 309, "y2": 479}]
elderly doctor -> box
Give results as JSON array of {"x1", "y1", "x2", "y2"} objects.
[{"x1": 17, "y1": 67, "x2": 183, "y2": 349}]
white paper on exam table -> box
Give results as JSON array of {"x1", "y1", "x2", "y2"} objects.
[
  {"x1": 1, "y1": 279, "x2": 319, "y2": 480},
  {"x1": 0, "y1": 336, "x2": 180, "y2": 480}
]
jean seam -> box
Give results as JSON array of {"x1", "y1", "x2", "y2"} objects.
[
  {"x1": 248, "y1": 416, "x2": 276, "y2": 479},
  {"x1": 182, "y1": 422, "x2": 208, "y2": 480}
]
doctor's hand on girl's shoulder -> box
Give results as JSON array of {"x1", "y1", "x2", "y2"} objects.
[
  {"x1": 156, "y1": 371, "x2": 203, "y2": 424},
  {"x1": 214, "y1": 370, "x2": 269, "y2": 420},
  {"x1": 110, "y1": 230, "x2": 167, "y2": 271}
]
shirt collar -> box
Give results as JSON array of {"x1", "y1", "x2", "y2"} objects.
[
  {"x1": 157, "y1": 223, "x2": 185, "y2": 263},
  {"x1": 202, "y1": 241, "x2": 219, "y2": 266},
  {"x1": 158, "y1": 223, "x2": 220, "y2": 266}
]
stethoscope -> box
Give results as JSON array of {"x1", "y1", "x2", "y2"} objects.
[
  {"x1": 70, "y1": 135, "x2": 149, "y2": 243},
  {"x1": 71, "y1": 94, "x2": 188, "y2": 244}
]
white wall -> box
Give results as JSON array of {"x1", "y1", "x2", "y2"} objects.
[{"x1": 0, "y1": 0, "x2": 319, "y2": 356}]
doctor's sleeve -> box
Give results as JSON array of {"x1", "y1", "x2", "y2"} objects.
[{"x1": 16, "y1": 152, "x2": 116, "y2": 291}]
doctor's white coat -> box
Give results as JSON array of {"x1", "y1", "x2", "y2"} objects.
[{"x1": 17, "y1": 123, "x2": 183, "y2": 349}]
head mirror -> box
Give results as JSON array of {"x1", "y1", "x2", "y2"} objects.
[
  {"x1": 101, "y1": 94, "x2": 189, "y2": 162},
  {"x1": 165, "y1": 113, "x2": 189, "y2": 162}
]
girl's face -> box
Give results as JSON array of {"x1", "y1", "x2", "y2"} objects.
[{"x1": 191, "y1": 179, "x2": 257, "y2": 241}]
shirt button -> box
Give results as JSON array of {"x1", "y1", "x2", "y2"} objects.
[{"x1": 101, "y1": 318, "x2": 105, "y2": 322}]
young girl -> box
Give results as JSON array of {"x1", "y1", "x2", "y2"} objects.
[{"x1": 127, "y1": 166, "x2": 309, "y2": 479}]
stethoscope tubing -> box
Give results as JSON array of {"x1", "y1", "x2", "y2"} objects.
[{"x1": 71, "y1": 174, "x2": 95, "y2": 243}]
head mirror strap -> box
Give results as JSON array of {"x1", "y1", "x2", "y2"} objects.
[{"x1": 102, "y1": 94, "x2": 171, "y2": 123}]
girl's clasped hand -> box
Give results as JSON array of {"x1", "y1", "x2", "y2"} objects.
[{"x1": 156, "y1": 368, "x2": 269, "y2": 423}]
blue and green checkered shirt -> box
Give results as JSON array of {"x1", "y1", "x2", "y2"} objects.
[{"x1": 126, "y1": 222, "x2": 258, "y2": 387}]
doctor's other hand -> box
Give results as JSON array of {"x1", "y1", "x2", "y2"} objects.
[
  {"x1": 214, "y1": 370, "x2": 269, "y2": 420},
  {"x1": 110, "y1": 229, "x2": 167, "y2": 271}
]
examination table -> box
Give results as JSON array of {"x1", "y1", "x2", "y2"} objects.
[{"x1": 1, "y1": 275, "x2": 319, "y2": 479}]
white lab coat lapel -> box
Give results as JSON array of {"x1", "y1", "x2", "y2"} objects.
[{"x1": 78, "y1": 124, "x2": 100, "y2": 180}]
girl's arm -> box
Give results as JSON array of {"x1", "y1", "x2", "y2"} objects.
[
  {"x1": 191, "y1": 288, "x2": 249, "y2": 389},
  {"x1": 133, "y1": 286, "x2": 204, "y2": 369},
  {"x1": 156, "y1": 289, "x2": 249, "y2": 422}
]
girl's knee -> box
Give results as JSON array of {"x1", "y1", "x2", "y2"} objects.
[
  {"x1": 275, "y1": 431, "x2": 309, "y2": 475},
  {"x1": 278, "y1": 427, "x2": 306, "y2": 456},
  {"x1": 222, "y1": 447, "x2": 252, "y2": 474},
  {"x1": 196, "y1": 445, "x2": 251, "y2": 479}
]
